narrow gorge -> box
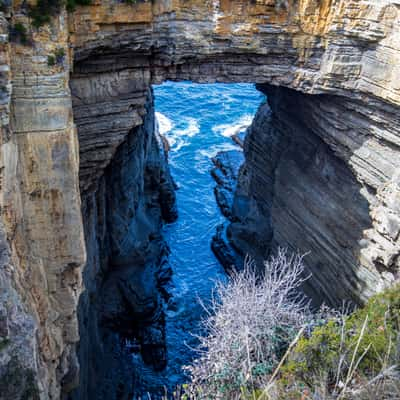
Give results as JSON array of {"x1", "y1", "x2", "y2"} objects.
[{"x1": 0, "y1": 0, "x2": 399, "y2": 399}]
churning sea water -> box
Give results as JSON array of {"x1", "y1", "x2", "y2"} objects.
[{"x1": 132, "y1": 82, "x2": 263, "y2": 398}]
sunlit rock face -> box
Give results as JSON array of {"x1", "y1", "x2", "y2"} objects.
[
  {"x1": 1, "y1": 8, "x2": 85, "y2": 399},
  {"x1": 0, "y1": 0, "x2": 399, "y2": 398}
]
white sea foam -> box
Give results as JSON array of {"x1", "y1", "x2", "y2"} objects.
[
  {"x1": 212, "y1": 114, "x2": 253, "y2": 137},
  {"x1": 155, "y1": 111, "x2": 173, "y2": 135},
  {"x1": 158, "y1": 116, "x2": 200, "y2": 151},
  {"x1": 197, "y1": 142, "x2": 239, "y2": 160},
  {"x1": 174, "y1": 117, "x2": 200, "y2": 138}
]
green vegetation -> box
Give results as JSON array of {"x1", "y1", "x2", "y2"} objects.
[
  {"x1": 278, "y1": 285, "x2": 400, "y2": 398},
  {"x1": 54, "y1": 47, "x2": 66, "y2": 62},
  {"x1": 28, "y1": 0, "x2": 61, "y2": 28},
  {"x1": 66, "y1": 0, "x2": 91, "y2": 12},
  {"x1": 11, "y1": 23, "x2": 28, "y2": 45},
  {"x1": 47, "y1": 55, "x2": 56, "y2": 66},
  {"x1": 180, "y1": 249, "x2": 400, "y2": 399},
  {"x1": 27, "y1": 0, "x2": 148, "y2": 27},
  {"x1": 29, "y1": 0, "x2": 92, "y2": 28},
  {"x1": 48, "y1": 47, "x2": 66, "y2": 67}
]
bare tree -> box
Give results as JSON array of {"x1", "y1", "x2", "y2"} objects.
[{"x1": 184, "y1": 249, "x2": 311, "y2": 399}]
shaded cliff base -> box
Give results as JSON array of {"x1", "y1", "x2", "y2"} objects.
[
  {"x1": 211, "y1": 148, "x2": 246, "y2": 274},
  {"x1": 70, "y1": 92, "x2": 177, "y2": 400},
  {"x1": 0, "y1": 222, "x2": 40, "y2": 400}
]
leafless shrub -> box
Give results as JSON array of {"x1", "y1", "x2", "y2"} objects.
[{"x1": 184, "y1": 248, "x2": 311, "y2": 399}]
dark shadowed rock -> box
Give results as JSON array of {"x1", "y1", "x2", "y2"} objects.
[
  {"x1": 211, "y1": 150, "x2": 244, "y2": 219},
  {"x1": 229, "y1": 84, "x2": 399, "y2": 306}
]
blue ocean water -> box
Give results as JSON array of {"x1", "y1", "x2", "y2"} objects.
[{"x1": 133, "y1": 82, "x2": 263, "y2": 397}]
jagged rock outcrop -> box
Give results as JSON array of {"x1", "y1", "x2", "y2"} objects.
[
  {"x1": 211, "y1": 149, "x2": 245, "y2": 273},
  {"x1": 73, "y1": 90, "x2": 176, "y2": 399},
  {"x1": 0, "y1": 0, "x2": 399, "y2": 398},
  {"x1": 229, "y1": 85, "x2": 400, "y2": 305}
]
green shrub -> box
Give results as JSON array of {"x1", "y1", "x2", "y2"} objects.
[
  {"x1": 29, "y1": 0, "x2": 92, "y2": 27},
  {"x1": 47, "y1": 48, "x2": 66, "y2": 67},
  {"x1": 66, "y1": 0, "x2": 91, "y2": 12},
  {"x1": 280, "y1": 285, "x2": 400, "y2": 395},
  {"x1": 47, "y1": 55, "x2": 56, "y2": 66},
  {"x1": 54, "y1": 47, "x2": 65, "y2": 62},
  {"x1": 28, "y1": 0, "x2": 60, "y2": 28},
  {"x1": 11, "y1": 23, "x2": 28, "y2": 45},
  {"x1": 179, "y1": 283, "x2": 400, "y2": 399}
]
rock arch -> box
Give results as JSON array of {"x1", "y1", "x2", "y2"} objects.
[{"x1": 1, "y1": 0, "x2": 399, "y2": 398}]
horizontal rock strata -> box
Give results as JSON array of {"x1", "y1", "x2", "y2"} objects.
[
  {"x1": 73, "y1": 90, "x2": 176, "y2": 399},
  {"x1": 0, "y1": 0, "x2": 399, "y2": 398},
  {"x1": 1, "y1": 7, "x2": 85, "y2": 399},
  {"x1": 230, "y1": 84, "x2": 400, "y2": 306}
]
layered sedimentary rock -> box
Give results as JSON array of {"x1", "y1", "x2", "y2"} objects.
[
  {"x1": 230, "y1": 85, "x2": 400, "y2": 306},
  {"x1": 1, "y1": 7, "x2": 86, "y2": 399},
  {"x1": 0, "y1": 0, "x2": 399, "y2": 398},
  {"x1": 73, "y1": 90, "x2": 176, "y2": 399}
]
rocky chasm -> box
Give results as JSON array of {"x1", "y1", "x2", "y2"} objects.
[{"x1": 1, "y1": 0, "x2": 400, "y2": 398}]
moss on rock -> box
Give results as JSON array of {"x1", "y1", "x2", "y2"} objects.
[{"x1": 0, "y1": 357, "x2": 40, "y2": 400}]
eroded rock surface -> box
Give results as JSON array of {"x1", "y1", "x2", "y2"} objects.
[
  {"x1": 0, "y1": 0, "x2": 399, "y2": 398},
  {"x1": 211, "y1": 149, "x2": 245, "y2": 273},
  {"x1": 73, "y1": 90, "x2": 176, "y2": 399},
  {"x1": 1, "y1": 7, "x2": 85, "y2": 399},
  {"x1": 229, "y1": 84, "x2": 400, "y2": 306}
]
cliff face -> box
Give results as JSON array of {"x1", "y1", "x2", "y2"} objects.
[
  {"x1": 69, "y1": 0, "x2": 400, "y2": 304},
  {"x1": 0, "y1": 0, "x2": 399, "y2": 398},
  {"x1": 74, "y1": 90, "x2": 176, "y2": 399},
  {"x1": 1, "y1": 7, "x2": 85, "y2": 399},
  {"x1": 230, "y1": 85, "x2": 400, "y2": 306}
]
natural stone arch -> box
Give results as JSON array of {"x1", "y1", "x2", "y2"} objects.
[
  {"x1": 2, "y1": 0, "x2": 399, "y2": 398},
  {"x1": 70, "y1": 0, "x2": 400, "y2": 303},
  {"x1": 67, "y1": 4, "x2": 400, "y2": 396}
]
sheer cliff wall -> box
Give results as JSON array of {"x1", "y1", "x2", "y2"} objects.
[{"x1": 0, "y1": 0, "x2": 399, "y2": 398}]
